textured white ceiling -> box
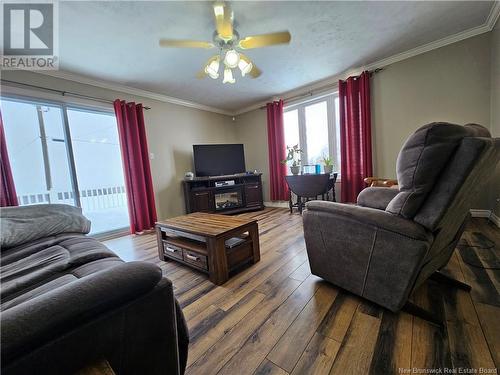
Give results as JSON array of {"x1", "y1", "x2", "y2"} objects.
[{"x1": 58, "y1": 1, "x2": 495, "y2": 111}]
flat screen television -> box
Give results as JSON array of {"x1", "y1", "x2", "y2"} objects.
[{"x1": 193, "y1": 144, "x2": 246, "y2": 177}]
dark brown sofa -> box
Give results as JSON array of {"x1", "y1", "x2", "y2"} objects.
[
  {"x1": 303, "y1": 122, "x2": 499, "y2": 316},
  {"x1": 0, "y1": 204, "x2": 188, "y2": 375}
]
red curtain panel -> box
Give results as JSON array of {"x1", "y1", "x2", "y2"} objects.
[
  {"x1": 0, "y1": 110, "x2": 19, "y2": 207},
  {"x1": 339, "y1": 71, "x2": 373, "y2": 203},
  {"x1": 113, "y1": 100, "x2": 157, "y2": 233},
  {"x1": 266, "y1": 99, "x2": 289, "y2": 201}
]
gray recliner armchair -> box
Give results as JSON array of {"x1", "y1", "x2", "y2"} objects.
[{"x1": 303, "y1": 122, "x2": 499, "y2": 324}]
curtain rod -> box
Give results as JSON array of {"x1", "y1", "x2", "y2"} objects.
[
  {"x1": 259, "y1": 67, "x2": 384, "y2": 110},
  {"x1": 0, "y1": 79, "x2": 152, "y2": 110}
]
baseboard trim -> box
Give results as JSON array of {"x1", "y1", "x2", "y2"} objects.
[
  {"x1": 490, "y1": 213, "x2": 500, "y2": 228},
  {"x1": 469, "y1": 209, "x2": 491, "y2": 218},
  {"x1": 264, "y1": 201, "x2": 289, "y2": 208},
  {"x1": 469, "y1": 209, "x2": 500, "y2": 228}
]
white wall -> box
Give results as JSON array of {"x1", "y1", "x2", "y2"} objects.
[{"x1": 0, "y1": 70, "x2": 237, "y2": 220}]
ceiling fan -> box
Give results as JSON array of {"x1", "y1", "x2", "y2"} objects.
[{"x1": 159, "y1": 1, "x2": 291, "y2": 84}]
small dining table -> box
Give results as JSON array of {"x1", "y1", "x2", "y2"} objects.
[{"x1": 285, "y1": 173, "x2": 338, "y2": 214}]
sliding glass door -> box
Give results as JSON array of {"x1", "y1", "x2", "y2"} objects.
[
  {"x1": 1, "y1": 100, "x2": 75, "y2": 206},
  {"x1": 1, "y1": 96, "x2": 130, "y2": 235},
  {"x1": 66, "y1": 108, "x2": 129, "y2": 234}
]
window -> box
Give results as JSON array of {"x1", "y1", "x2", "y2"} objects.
[
  {"x1": 1, "y1": 96, "x2": 129, "y2": 235},
  {"x1": 284, "y1": 109, "x2": 299, "y2": 149},
  {"x1": 283, "y1": 93, "x2": 341, "y2": 172}
]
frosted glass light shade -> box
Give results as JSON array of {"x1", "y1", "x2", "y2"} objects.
[
  {"x1": 223, "y1": 67, "x2": 235, "y2": 84},
  {"x1": 205, "y1": 57, "x2": 220, "y2": 79},
  {"x1": 238, "y1": 59, "x2": 253, "y2": 76},
  {"x1": 224, "y1": 49, "x2": 240, "y2": 68}
]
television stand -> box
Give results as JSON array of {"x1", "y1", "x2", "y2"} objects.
[{"x1": 182, "y1": 173, "x2": 264, "y2": 214}]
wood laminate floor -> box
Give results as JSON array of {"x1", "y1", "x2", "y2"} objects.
[{"x1": 104, "y1": 208, "x2": 500, "y2": 375}]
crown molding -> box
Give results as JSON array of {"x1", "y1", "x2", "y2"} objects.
[
  {"x1": 234, "y1": 2, "x2": 500, "y2": 116},
  {"x1": 33, "y1": 70, "x2": 234, "y2": 116},
  {"x1": 486, "y1": 1, "x2": 500, "y2": 29}
]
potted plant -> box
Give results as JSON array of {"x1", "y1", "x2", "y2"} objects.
[
  {"x1": 281, "y1": 145, "x2": 303, "y2": 175},
  {"x1": 322, "y1": 154, "x2": 334, "y2": 174}
]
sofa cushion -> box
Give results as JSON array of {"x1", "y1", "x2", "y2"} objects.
[
  {"x1": 60, "y1": 236, "x2": 118, "y2": 267},
  {"x1": 1, "y1": 274, "x2": 77, "y2": 311},
  {"x1": 0, "y1": 234, "x2": 86, "y2": 265},
  {"x1": 0, "y1": 204, "x2": 91, "y2": 249},
  {"x1": 414, "y1": 136, "x2": 493, "y2": 230},
  {"x1": 0, "y1": 203, "x2": 124, "y2": 304},
  {"x1": 357, "y1": 187, "x2": 399, "y2": 210},
  {"x1": 1, "y1": 246, "x2": 70, "y2": 298},
  {"x1": 0, "y1": 234, "x2": 121, "y2": 306},
  {"x1": 71, "y1": 258, "x2": 124, "y2": 278},
  {"x1": 386, "y1": 123, "x2": 491, "y2": 219}
]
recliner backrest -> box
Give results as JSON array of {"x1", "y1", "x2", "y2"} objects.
[
  {"x1": 414, "y1": 135, "x2": 497, "y2": 231},
  {"x1": 385, "y1": 123, "x2": 495, "y2": 231}
]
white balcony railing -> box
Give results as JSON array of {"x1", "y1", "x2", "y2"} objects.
[{"x1": 17, "y1": 186, "x2": 128, "y2": 212}]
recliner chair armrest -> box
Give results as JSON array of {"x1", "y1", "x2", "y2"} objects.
[
  {"x1": 1, "y1": 262, "x2": 164, "y2": 364},
  {"x1": 305, "y1": 201, "x2": 430, "y2": 241},
  {"x1": 357, "y1": 187, "x2": 400, "y2": 211}
]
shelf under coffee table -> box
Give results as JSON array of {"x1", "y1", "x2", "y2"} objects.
[{"x1": 155, "y1": 212, "x2": 260, "y2": 285}]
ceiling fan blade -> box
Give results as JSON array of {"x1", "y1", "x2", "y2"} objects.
[
  {"x1": 159, "y1": 39, "x2": 214, "y2": 49},
  {"x1": 238, "y1": 31, "x2": 291, "y2": 49},
  {"x1": 196, "y1": 70, "x2": 207, "y2": 79},
  {"x1": 213, "y1": 1, "x2": 233, "y2": 40},
  {"x1": 249, "y1": 65, "x2": 261, "y2": 78}
]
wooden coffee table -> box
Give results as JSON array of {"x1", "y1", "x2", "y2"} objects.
[{"x1": 156, "y1": 212, "x2": 260, "y2": 285}]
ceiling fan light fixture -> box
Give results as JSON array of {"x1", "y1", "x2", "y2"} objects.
[
  {"x1": 223, "y1": 67, "x2": 235, "y2": 84},
  {"x1": 205, "y1": 56, "x2": 220, "y2": 79},
  {"x1": 224, "y1": 49, "x2": 240, "y2": 68},
  {"x1": 238, "y1": 58, "x2": 253, "y2": 77}
]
